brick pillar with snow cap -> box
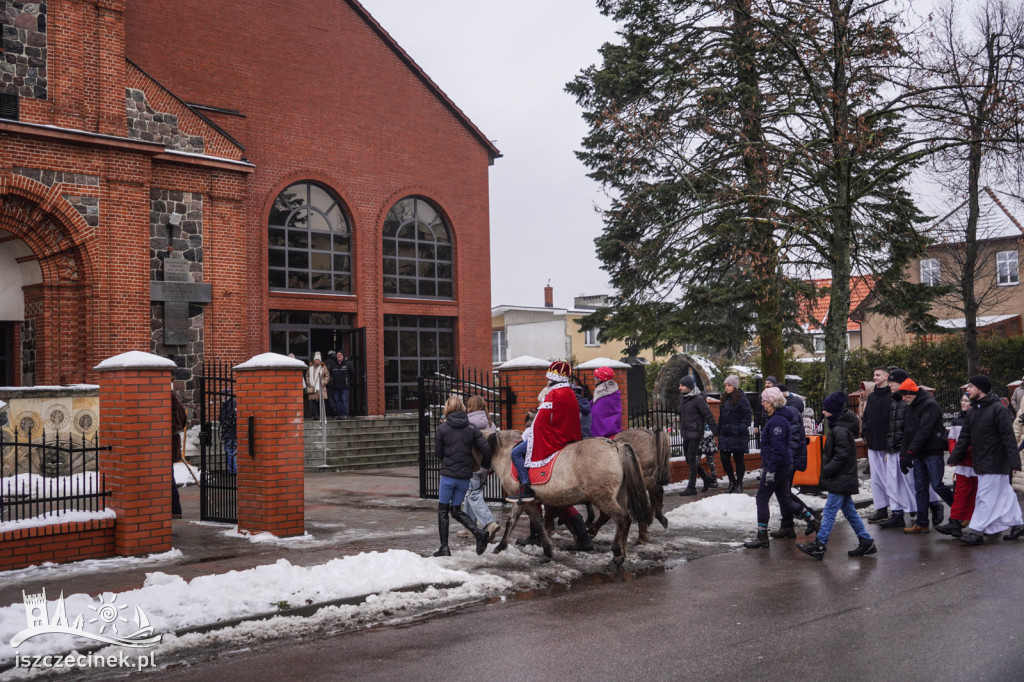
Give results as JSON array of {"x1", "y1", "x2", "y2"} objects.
[
  {"x1": 234, "y1": 352, "x2": 307, "y2": 537},
  {"x1": 95, "y1": 351, "x2": 177, "y2": 557}
]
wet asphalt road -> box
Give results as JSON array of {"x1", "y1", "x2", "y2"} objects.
[{"x1": 155, "y1": 524, "x2": 1024, "y2": 682}]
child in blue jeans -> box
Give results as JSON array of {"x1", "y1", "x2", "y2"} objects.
[{"x1": 798, "y1": 391, "x2": 876, "y2": 560}]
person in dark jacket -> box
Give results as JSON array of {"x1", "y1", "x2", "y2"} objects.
[
  {"x1": 743, "y1": 388, "x2": 794, "y2": 549},
  {"x1": 878, "y1": 368, "x2": 924, "y2": 529},
  {"x1": 898, "y1": 378, "x2": 954, "y2": 534},
  {"x1": 717, "y1": 375, "x2": 751, "y2": 494},
  {"x1": 772, "y1": 393, "x2": 821, "y2": 538},
  {"x1": 862, "y1": 367, "x2": 895, "y2": 522},
  {"x1": 433, "y1": 396, "x2": 492, "y2": 557},
  {"x1": 170, "y1": 390, "x2": 187, "y2": 519},
  {"x1": 218, "y1": 390, "x2": 237, "y2": 474},
  {"x1": 935, "y1": 393, "x2": 976, "y2": 537},
  {"x1": 677, "y1": 374, "x2": 719, "y2": 495},
  {"x1": 797, "y1": 392, "x2": 876, "y2": 560},
  {"x1": 948, "y1": 375, "x2": 1024, "y2": 545}
]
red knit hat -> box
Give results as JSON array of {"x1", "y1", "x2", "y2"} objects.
[
  {"x1": 594, "y1": 366, "x2": 615, "y2": 382},
  {"x1": 899, "y1": 378, "x2": 919, "y2": 394}
]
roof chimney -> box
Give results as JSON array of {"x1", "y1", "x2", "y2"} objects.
[{"x1": 544, "y1": 281, "x2": 553, "y2": 308}]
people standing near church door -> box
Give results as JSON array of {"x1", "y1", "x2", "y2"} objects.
[
  {"x1": 306, "y1": 352, "x2": 329, "y2": 420},
  {"x1": 948, "y1": 375, "x2": 1024, "y2": 545},
  {"x1": 171, "y1": 389, "x2": 187, "y2": 519},
  {"x1": 590, "y1": 366, "x2": 622, "y2": 439},
  {"x1": 332, "y1": 350, "x2": 354, "y2": 418}
]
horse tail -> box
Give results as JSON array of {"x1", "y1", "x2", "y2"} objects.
[
  {"x1": 618, "y1": 442, "x2": 652, "y2": 526},
  {"x1": 653, "y1": 428, "x2": 671, "y2": 486}
]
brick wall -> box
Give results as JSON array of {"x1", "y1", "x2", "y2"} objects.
[{"x1": 0, "y1": 519, "x2": 116, "y2": 572}]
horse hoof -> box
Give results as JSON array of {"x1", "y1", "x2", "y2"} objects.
[
  {"x1": 606, "y1": 557, "x2": 625, "y2": 571},
  {"x1": 542, "y1": 546, "x2": 553, "y2": 559},
  {"x1": 658, "y1": 516, "x2": 669, "y2": 529},
  {"x1": 637, "y1": 536, "x2": 649, "y2": 545},
  {"x1": 493, "y1": 542, "x2": 506, "y2": 554}
]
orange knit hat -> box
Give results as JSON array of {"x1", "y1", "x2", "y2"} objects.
[{"x1": 899, "y1": 378, "x2": 918, "y2": 394}]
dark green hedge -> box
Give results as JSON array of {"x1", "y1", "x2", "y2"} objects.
[{"x1": 787, "y1": 335, "x2": 1024, "y2": 403}]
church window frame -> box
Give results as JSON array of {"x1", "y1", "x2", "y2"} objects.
[{"x1": 268, "y1": 181, "x2": 352, "y2": 294}]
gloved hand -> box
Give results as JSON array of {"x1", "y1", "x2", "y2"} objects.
[
  {"x1": 764, "y1": 470, "x2": 775, "y2": 485},
  {"x1": 899, "y1": 456, "x2": 912, "y2": 475},
  {"x1": 474, "y1": 467, "x2": 489, "y2": 485}
]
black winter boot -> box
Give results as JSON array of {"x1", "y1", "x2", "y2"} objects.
[
  {"x1": 433, "y1": 504, "x2": 451, "y2": 557},
  {"x1": 930, "y1": 502, "x2": 945, "y2": 528},
  {"x1": 934, "y1": 518, "x2": 963, "y2": 537},
  {"x1": 515, "y1": 519, "x2": 543, "y2": 547},
  {"x1": 566, "y1": 514, "x2": 594, "y2": 552},
  {"x1": 866, "y1": 507, "x2": 889, "y2": 524},
  {"x1": 879, "y1": 511, "x2": 906, "y2": 529},
  {"x1": 803, "y1": 510, "x2": 820, "y2": 536},
  {"x1": 679, "y1": 486, "x2": 698, "y2": 497},
  {"x1": 450, "y1": 507, "x2": 489, "y2": 555},
  {"x1": 770, "y1": 526, "x2": 796, "y2": 539},
  {"x1": 797, "y1": 538, "x2": 826, "y2": 560},
  {"x1": 848, "y1": 537, "x2": 877, "y2": 557},
  {"x1": 744, "y1": 528, "x2": 770, "y2": 549}
]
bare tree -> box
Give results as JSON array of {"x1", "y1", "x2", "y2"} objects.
[{"x1": 912, "y1": 0, "x2": 1024, "y2": 374}]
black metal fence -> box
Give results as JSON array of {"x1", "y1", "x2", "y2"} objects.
[
  {"x1": 198, "y1": 359, "x2": 237, "y2": 523},
  {"x1": 0, "y1": 429, "x2": 111, "y2": 523},
  {"x1": 418, "y1": 368, "x2": 513, "y2": 502}
]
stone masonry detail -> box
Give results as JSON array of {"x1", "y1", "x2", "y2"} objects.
[
  {"x1": 150, "y1": 189, "x2": 204, "y2": 414},
  {"x1": 13, "y1": 166, "x2": 99, "y2": 187},
  {"x1": 126, "y1": 88, "x2": 205, "y2": 154},
  {"x1": 1, "y1": 2, "x2": 47, "y2": 99}
]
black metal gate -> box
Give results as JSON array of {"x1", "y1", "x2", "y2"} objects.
[
  {"x1": 198, "y1": 360, "x2": 237, "y2": 523},
  {"x1": 418, "y1": 368, "x2": 513, "y2": 502}
]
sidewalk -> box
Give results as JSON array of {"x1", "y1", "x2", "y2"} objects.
[{"x1": 0, "y1": 467, "x2": 442, "y2": 609}]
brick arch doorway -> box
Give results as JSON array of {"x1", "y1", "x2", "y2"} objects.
[
  {"x1": 0, "y1": 181, "x2": 96, "y2": 385},
  {"x1": 652, "y1": 353, "x2": 720, "y2": 409}
]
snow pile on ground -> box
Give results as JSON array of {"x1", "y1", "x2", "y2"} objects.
[
  {"x1": 0, "y1": 508, "x2": 115, "y2": 534},
  {"x1": 0, "y1": 549, "x2": 482, "y2": 664},
  {"x1": 173, "y1": 461, "x2": 200, "y2": 487},
  {"x1": 1, "y1": 472, "x2": 101, "y2": 499},
  {"x1": 183, "y1": 425, "x2": 202, "y2": 460},
  {"x1": 666, "y1": 492, "x2": 775, "y2": 530},
  {"x1": 221, "y1": 527, "x2": 315, "y2": 544}
]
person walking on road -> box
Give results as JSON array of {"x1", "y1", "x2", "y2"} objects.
[
  {"x1": 433, "y1": 396, "x2": 492, "y2": 557},
  {"x1": 935, "y1": 393, "x2": 977, "y2": 537},
  {"x1": 743, "y1": 387, "x2": 793, "y2": 549},
  {"x1": 948, "y1": 376, "x2": 1024, "y2": 545},
  {"x1": 797, "y1": 392, "x2": 876, "y2": 560},
  {"x1": 717, "y1": 375, "x2": 751, "y2": 494},
  {"x1": 677, "y1": 374, "x2": 719, "y2": 496},
  {"x1": 862, "y1": 367, "x2": 896, "y2": 523},
  {"x1": 898, "y1": 378, "x2": 954, "y2": 534}
]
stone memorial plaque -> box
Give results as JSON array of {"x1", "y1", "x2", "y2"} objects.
[
  {"x1": 152, "y1": 256, "x2": 208, "y2": 346},
  {"x1": 164, "y1": 301, "x2": 190, "y2": 345},
  {"x1": 163, "y1": 258, "x2": 191, "y2": 282}
]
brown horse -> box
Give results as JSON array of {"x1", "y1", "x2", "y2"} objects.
[
  {"x1": 489, "y1": 430, "x2": 652, "y2": 569},
  {"x1": 586, "y1": 428, "x2": 671, "y2": 543}
]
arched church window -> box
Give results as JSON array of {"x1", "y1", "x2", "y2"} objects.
[
  {"x1": 382, "y1": 197, "x2": 453, "y2": 299},
  {"x1": 268, "y1": 181, "x2": 351, "y2": 293}
]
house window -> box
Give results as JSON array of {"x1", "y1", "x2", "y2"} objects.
[
  {"x1": 492, "y1": 329, "x2": 508, "y2": 364},
  {"x1": 997, "y1": 251, "x2": 1019, "y2": 286},
  {"x1": 268, "y1": 181, "x2": 352, "y2": 293},
  {"x1": 920, "y1": 258, "x2": 940, "y2": 286},
  {"x1": 382, "y1": 197, "x2": 453, "y2": 299},
  {"x1": 584, "y1": 328, "x2": 600, "y2": 347}
]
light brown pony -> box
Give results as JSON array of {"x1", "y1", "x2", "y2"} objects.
[
  {"x1": 489, "y1": 430, "x2": 652, "y2": 569},
  {"x1": 586, "y1": 428, "x2": 671, "y2": 543}
]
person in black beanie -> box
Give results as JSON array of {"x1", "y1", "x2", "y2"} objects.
[
  {"x1": 948, "y1": 375, "x2": 1024, "y2": 544},
  {"x1": 677, "y1": 374, "x2": 718, "y2": 495},
  {"x1": 797, "y1": 392, "x2": 876, "y2": 560}
]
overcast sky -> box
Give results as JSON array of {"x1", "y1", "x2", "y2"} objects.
[
  {"x1": 359, "y1": 0, "x2": 964, "y2": 311},
  {"x1": 359, "y1": 0, "x2": 618, "y2": 310}
]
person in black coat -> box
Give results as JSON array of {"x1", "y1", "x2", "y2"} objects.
[
  {"x1": 898, "y1": 378, "x2": 954, "y2": 533},
  {"x1": 797, "y1": 392, "x2": 876, "y2": 560},
  {"x1": 677, "y1": 374, "x2": 719, "y2": 495},
  {"x1": 862, "y1": 367, "x2": 896, "y2": 523},
  {"x1": 948, "y1": 375, "x2": 1024, "y2": 545},
  {"x1": 717, "y1": 375, "x2": 751, "y2": 494},
  {"x1": 433, "y1": 396, "x2": 491, "y2": 557},
  {"x1": 771, "y1": 397, "x2": 821, "y2": 538}
]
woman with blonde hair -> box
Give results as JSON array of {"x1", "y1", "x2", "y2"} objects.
[
  {"x1": 743, "y1": 387, "x2": 795, "y2": 549},
  {"x1": 433, "y1": 395, "x2": 492, "y2": 557}
]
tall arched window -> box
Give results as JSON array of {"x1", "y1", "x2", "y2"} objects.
[
  {"x1": 382, "y1": 197, "x2": 452, "y2": 299},
  {"x1": 268, "y1": 181, "x2": 352, "y2": 293}
]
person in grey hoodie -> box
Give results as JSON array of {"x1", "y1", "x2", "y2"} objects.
[{"x1": 459, "y1": 395, "x2": 500, "y2": 542}]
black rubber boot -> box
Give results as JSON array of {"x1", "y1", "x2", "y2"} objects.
[
  {"x1": 930, "y1": 502, "x2": 945, "y2": 528},
  {"x1": 743, "y1": 529, "x2": 769, "y2": 549},
  {"x1": 450, "y1": 507, "x2": 489, "y2": 555},
  {"x1": 433, "y1": 504, "x2": 451, "y2": 557},
  {"x1": 566, "y1": 514, "x2": 594, "y2": 551},
  {"x1": 515, "y1": 519, "x2": 542, "y2": 546},
  {"x1": 770, "y1": 526, "x2": 796, "y2": 539},
  {"x1": 679, "y1": 486, "x2": 698, "y2": 497},
  {"x1": 935, "y1": 518, "x2": 963, "y2": 537},
  {"x1": 848, "y1": 537, "x2": 877, "y2": 557},
  {"x1": 803, "y1": 510, "x2": 821, "y2": 536}
]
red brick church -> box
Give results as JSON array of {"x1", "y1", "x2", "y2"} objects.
[{"x1": 0, "y1": 0, "x2": 499, "y2": 415}]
